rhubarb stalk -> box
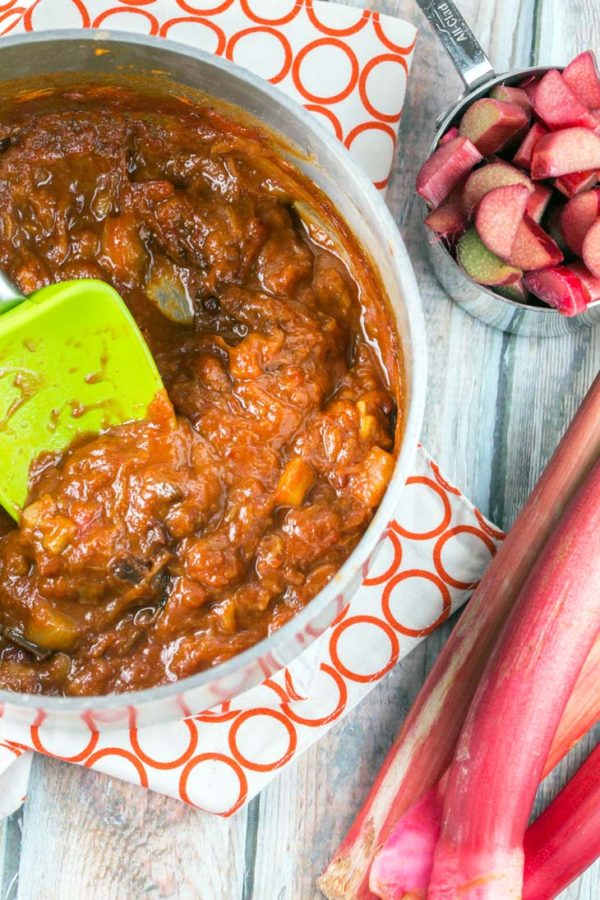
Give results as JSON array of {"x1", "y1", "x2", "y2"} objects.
[
  {"x1": 523, "y1": 743, "x2": 600, "y2": 900},
  {"x1": 368, "y1": 633, "x2": 600, "y2": 899},
  {"x1": 369, "y1": 777, "x2": 446, "y2": 900},
  {"x1": 545, "y1": 634, "x2": 600, "y2": 773},
  {"x1": 427, "y1": 460, "x2": 600, "y2": 898},
  {"x1": 319, "y1": 374, "x2": 600, "y2": 900}
]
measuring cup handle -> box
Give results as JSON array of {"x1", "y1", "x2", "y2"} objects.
[{"x1": 415, "y1": 0, "x2": 496, "y2": 91}]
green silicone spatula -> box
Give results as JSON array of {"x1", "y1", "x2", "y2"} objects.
[{"x1": 0, "y1": 273, "x2": 166, "y2": 520}]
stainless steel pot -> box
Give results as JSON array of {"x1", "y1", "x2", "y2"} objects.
[
  {"x1": 417, "y1": 0, "x2": 600, "y2": 338},
  {"x1": 0, "y1": 30, "x2": 426, "y2": 732}
]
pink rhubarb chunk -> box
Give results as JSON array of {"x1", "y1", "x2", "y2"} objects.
[
  {"x1": 439, "y1": 126, "x2": 459, "y2": 145},
  {"x1": 524, "y1": 267, "x2": 591, "y2": 315},
  {"x1": 490, "y1": 84, "x2": 532, "y2": 111},
  {"x1": 559, "y1": 189, "x2": 600, "y2": 255},
  {"x1": 531, "y1": 128, "x2": 600, "y2": 178},
  {"x1": 563, "y1": 51, "x2": 600, "y2": 110},
  {"x1": 513, "y1": 121, "x2": 548, "y2": 170},
  {"x1": 509, "y1": 214, "x2": 563, "y2": 270},
  {"x1": 462, "y1": 161, "x2": 533, "y2": 214},
  {"x1": 425, "y1": 182, "x2": 467, "y2": 237},
  {"x1": 533, "y1": 69, "x2": 599, "y2": 130},
  {"x1": 567, "y1": 260, "x2": 600, "y2": 300},
  {"x1": 497, "y1": 278, "x2": 529, "y2": 302},
  {"x1": 519, "y1": 75, "x2": 540, "y2": 104},
  {"x1": 582, "y1": 216, "x2": 600, "y2": 277},
  {"x1": 416, "y1": 136, "x2": 482, "y2": 207},
  {"x1": 548, "y1": 206, "x2": 568, "y2": 252},
  {"x1": 475, "y1": 183, "x2": 531, "y2": 258},
  {"x1": 459, "y1": 98, "x2": 529, "y2": 156},
  {"x1": 526, "y1": 183, "x2": 552, "y2": 222},
  {"x1": 555, "y1": 169, "x2": 599, "y2": 198}
]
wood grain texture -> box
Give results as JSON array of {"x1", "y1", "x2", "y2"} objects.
[{"x1": 1, "y1": 1, "x2": 599, "y2": 897}]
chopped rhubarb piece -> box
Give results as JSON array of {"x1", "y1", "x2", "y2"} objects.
[
  {"x1": 475, "y1": 184, "x2": 531, "y2": 258},
  {"x1": 524, "y1": 267, "x2": 591, "y2": 315},
  {"x1": 463, "y1": 161, "x2": 533, "y2": 214},
  {"x1": 425, "y1": 181, "x2": 467, "y2": 237},
  {"x1": 567, "y1": 260, "x2": 600, "y2": 300},
  {"x1": 531, "y1": 128, "x2": 600, "y2": 178},
  {"x1": 523, "y1": 743, "x2": 600, "y2": 900},
  {"x1": 563, "y1": 51, "x2": 600, "y2": 110},
  {"x1": 490, "y1": 84, "x2": 532, "y2": 111},
  {"x1": 439, "y1": 126, "x2": 459, "y2": 145},
  {"x1": 559, "y1": 189, "x2": 600, "y2": 255},
  {"x1": 533, "y1": 69, "x2": 600, "y2": 130},
  {"x1": 555, "y1": 169, "x2": 599, "y2": 197},
  {"x1": 416, "y1": 136, "x2": 482, "y2": 207},
  {"x1": 497, "y1": 278, "x2": 529, "y2": 302},
  {"x1": 457, "y1": 228, "x2": 522, "y2": 285},
  {"x1": 519, "y1": 75, "x2": 540, "y2": 104},
  {"x1": 525, "y1": 183, "x2": 553, "y2": 222},
  {"x1": 513, "y1": 122, "x2": 548, "y2": 170},
  {"x1": 509, "y1": 214, "x2": 563, "y2": 270},
  {"x1": 459, "y1": 98, "x2": 529, "y2": 156},
  {"x1": 548, "y1": 206, "x2": 568, "y2": 252},
  {"x1": 582, "y1": 216, "x2": 600, "y2": 277}
]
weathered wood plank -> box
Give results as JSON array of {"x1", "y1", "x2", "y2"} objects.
[
  {"x1": 0, "y1": 807, "x2": 22, "y2": 899},
  {"x1": 13, "y1": 756, "x2": 247, "y2": 899}
]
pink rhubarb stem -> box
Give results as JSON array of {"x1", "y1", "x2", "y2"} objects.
[
  {"x1": 523, "y1": 743, "x2": 600, "y2": 900},
  {"x1": 368, "y1": 776, "x2": 447, "y2": 900},
  {"x1": 545, "y1": 634, "x2": 600, "y2": 773},
  {"x1": 427, "y1": 460, "x2": 600, "y2": 899},
  {"x1": 368, "y1": 634, "x2": 600, "y2": 899},
  {"x1": 319, "y1": 374, "x2": 600, "y2": 900}
]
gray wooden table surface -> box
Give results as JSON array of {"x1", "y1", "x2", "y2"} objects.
[{"x1": 1, "y1": 1, "x2": 599, "y2": 897}]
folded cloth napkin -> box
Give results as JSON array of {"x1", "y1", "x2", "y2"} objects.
[{"x1": 0, "y1": 0, "x2": 504, "y2": 819}]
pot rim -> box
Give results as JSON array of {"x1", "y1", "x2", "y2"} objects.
[{"x1": 0, "y1": 29, "x2": 426, "y2": 714}]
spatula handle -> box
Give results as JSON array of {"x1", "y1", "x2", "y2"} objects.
[{"x1": 0, "y1": 269, "x2": 25, "y2": 315}]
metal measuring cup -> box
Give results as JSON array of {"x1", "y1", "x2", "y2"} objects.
[{"x1": 415, "y1": 0, "x2": 600, "y2": 337}]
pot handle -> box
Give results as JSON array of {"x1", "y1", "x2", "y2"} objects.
[{"x1": 415, "y1": 0, "x2": 496, "y2": 91}]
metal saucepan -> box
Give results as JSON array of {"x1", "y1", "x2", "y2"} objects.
[
  {"x1": 417, "y1": 0, "x2": 600, "y2": 337},
  {"x1": 0, "y1": 31, "x2": 426, "y2": 732}
]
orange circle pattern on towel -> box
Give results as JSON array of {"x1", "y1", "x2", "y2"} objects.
[{"x1": 5, "y1": 0, "x2": 418, "y2": 191}]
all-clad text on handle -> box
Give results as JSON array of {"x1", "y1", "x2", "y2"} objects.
[{"x1": 415, "y1": 0, "x2": 496, "y2": 91}]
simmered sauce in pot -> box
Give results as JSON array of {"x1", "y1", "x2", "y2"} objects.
[{"x1": 0, "y1": 84, "x2": 402, "y2": 696}]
